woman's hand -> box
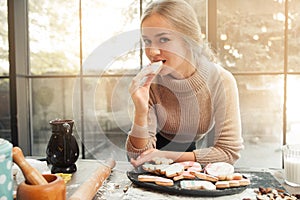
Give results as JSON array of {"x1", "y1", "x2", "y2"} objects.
[
  {"x1": 130, "y1": 148, "x2": 163, "y2": 167},
  {"x1": 129, "y1": 67, "x2": 155, "y2": 111},
  {"x1": 129, "y1": 66, "x2": 156, "y2": 115},
  {"x1": 130, "y1": 149, "x2": 196, "y2": 167}
]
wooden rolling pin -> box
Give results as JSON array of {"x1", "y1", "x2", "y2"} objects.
[
  {"x1": 12, "y1": 146, "x2": 48, "y2": 185},
  {"x1": 69, "y1": 158, "x2": 116, "y2": 200}
]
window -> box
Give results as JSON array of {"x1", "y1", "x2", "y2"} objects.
[
  {"x1": 216, "y1": 0, "x2": 300, "y2": 168},
  {"x1": 0, "y1": 0, "x2": 11, "y2": 142},
  {"x1": 286, "y1": 0, "x2": 300, "y2": 145},
  {"x1": 5, "y1": 0, "x2": 300, "y2": 168},
  {"x1": 28, "y1": 0, "x2": 141, "y2": 159},
  {"x1": 216, "y1": 0, "x2": 285, "y2": 167}
]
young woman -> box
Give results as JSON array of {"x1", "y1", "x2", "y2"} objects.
[{"x1": 126, "y1": 0, "x2": 243, "y2": 167}]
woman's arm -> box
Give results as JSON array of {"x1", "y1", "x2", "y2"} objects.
[
  {"x1": 128, "y1": 111, "x2": 149, "y2": 149},
  {"x1": 126, "y1": 106, "x2": 157, "y2": 159},
  {"x1": 193, "y1": 68, "x2": 244, "y2": 165},
  {"x1": 126, "y1": 67, "x2": 158, "y2": 156}
]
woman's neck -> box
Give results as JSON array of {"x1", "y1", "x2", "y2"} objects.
[{"x1": 170, "y1": 62, "x2": 196, "y2": 79}]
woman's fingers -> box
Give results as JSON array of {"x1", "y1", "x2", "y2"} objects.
[
  {"x1": 130, "y1": 149, "x2": 158, "y2": 167},
  {"x1": 129, "y1": 67, "x2": 156, "y2": 95}
]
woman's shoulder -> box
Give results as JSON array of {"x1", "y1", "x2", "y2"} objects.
[{"x1": 207, "y1": 63, "x2": 236, "y2": 84}]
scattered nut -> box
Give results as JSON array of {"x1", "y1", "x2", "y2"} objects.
[{"x1": 254, "y1": 187, "x2": 300, "y2": 200}]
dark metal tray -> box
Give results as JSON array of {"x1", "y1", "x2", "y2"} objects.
[{"x1": 126, "y1": 169, "x2": 248, "y2": 197}]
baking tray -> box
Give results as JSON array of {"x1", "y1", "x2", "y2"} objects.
[{"x1": 126, "y1": 169, "x2": 248, "y2": 197}]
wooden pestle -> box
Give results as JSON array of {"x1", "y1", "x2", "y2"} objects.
[
  {"x1": 13, "y1": 147, "x2": 48, "y2": 185},
  {"x1": 69, "y1": 158, "x2": 116, "y2": 200}
]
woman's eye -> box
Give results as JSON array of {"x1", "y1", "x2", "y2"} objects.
[
  {"x1": 143, "y1": 39, "x2": 151, "y2": 46},
  {"x1": 160, "y1": 37, "x2": 170, "y2": 43}
]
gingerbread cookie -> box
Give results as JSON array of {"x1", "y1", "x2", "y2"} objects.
[
  {"x1": 152, "y1": 157, "x2": 174, "y2": 165},
  {"x1": 191, "y1": 172, "x2": 218, "y2": 182},
  {"x1": 205, "y1": 162, "x2": 234, "y2": 180},
  {"x1": 215, "y1": 181, "x2": 230, "y2": 189},
  {"x1": 138, "y1": 174, "x2": 174, "y2": 186},
  {"x1": 173, "y1": 171, "x2": 195, "y2": 181},
  {"x1": 180, "y1": 180, "x2": 216, "y2": 190},
  {"x1": 165, "y1": 163, "x2": 184, "y2": 178},
  {"x1": 155, "y1": 177, "x2": 174, "y2": 186}
]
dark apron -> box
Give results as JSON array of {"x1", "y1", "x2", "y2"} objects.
[{"x1": 156, "y1": 132, "x2": 196, "y2": 152}]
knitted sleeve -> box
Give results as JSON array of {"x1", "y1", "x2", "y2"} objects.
[
  {"x1": 125, "y1": 107, "x2": 158, "y2": 159},
  {"x1": 193, "y1": 68, "x2": 244, "y2": 165}
]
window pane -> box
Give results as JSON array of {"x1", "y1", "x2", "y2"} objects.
[
  {"x1": 82, "y1": 0, "x2": 140, "y2": 75},
  {"x1": 77, "y1": 77, "x2": 133, "y2": 160},
  {"x1": 29, "y1": 0, "x2": 80, "y2": 75},
  {"x1": 286, "y1": 76, "x2": 300, "y2": 145},
  {"x1": 217, "y1": 0, "x2": 285, "y2": 72},
  {"x1": 0, "y1": 79, "x2": 10, "y2": 142},
  {"x1": 288, "y1": 0, "x2": 300, "y2": 72},
  {"x1": 235, "y1": 75, "x2": 283, "y2": 168},
  {"x1": 0, "y1": 0, "x2": 9, "y2": 76},
  {"x1": 31, "y1": 78, "x2": 81, "y2": 156}
]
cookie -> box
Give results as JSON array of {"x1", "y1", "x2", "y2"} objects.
[
  {"x1": 173, "y1": 171, "x2": 195, "y2": 181},
  {"x1": 191, "y1": 172, "x2": 218, "y2": 182},
  {"x1": 142, "y1": 163, "x2": 169, "y2": 175},
  {"x1": 215, "y1": 181, "x2": 230, "y2": 189},
  {"x1": 142, "y1": 163, "x2": 156, "y2": 173},
  {"x1": 187, "y1": 166, "x2": 202, "y2": 173},
  {"x1": 155, "y1": 177, "x2": 174, "y2": 186},
  {"x1": 165, "y1": 163, "x2": 184, "y2": 178},
  {"x1": 239, "y1": 178, "x2": 251, "y2": 186},
  {"x1": 205, "y1": 162, "x2": 234, "y2": 180},
  {"x1": 138, "y1": 175, "x2": 161, "y2": 182},
  {"x1": 138, "y1": 174, "x2": 174, "y2": 186},
  {"x1": 232, "y1": 173, "x2": 243, "y2": 180},
  {"x1": 180, "y1": 180, "x2": 216, "y2": 190},
  {"x1": 173, "y1": 174, "x2": 185, "y2": 181},
  {"x1": 154, "y1": 164, "x2": 170, "y2": 175},
  {"x1": 178, "y1": 161, "x2": 202, "y2": 170},
  {"x1": 201, "y1": 180, "x2": 217, "y2": 190},
  {"x1": 228, "y1": 180, "x2": 240, "y2": 187},
  {"x1": 152, "y1": 157, "x2": 173, "y2": 165}
]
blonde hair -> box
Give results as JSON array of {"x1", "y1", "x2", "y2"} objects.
[{"x1": 141, "y1": 0, "x2": 217, "y2": 64}]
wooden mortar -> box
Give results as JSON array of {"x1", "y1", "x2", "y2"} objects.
[
  {"x1": 17, "y1": 174, "x2": 66, "y2": 200},
  {"x1": 13, "y1": 147, "x2": 66, "y2": 200}
]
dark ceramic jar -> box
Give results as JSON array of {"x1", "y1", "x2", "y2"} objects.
[{"x1": 46, "y1": 119, "x2": 79, "y2": 173}]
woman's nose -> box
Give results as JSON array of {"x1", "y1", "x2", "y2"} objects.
[{"x1": 148, "y1": 47, "x2": 161, "y2": 56}]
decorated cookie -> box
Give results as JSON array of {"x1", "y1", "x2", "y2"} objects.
[
  {"x1": 215, "y1": 181, "x2": 230, "y2": 189},
  {"x1": 152, "y1": 157, "x2": 174, "y2": 165},
  {"x1": 178, "y1": 161, "x2": 202, "y2": 170},
  {"x1": 165, "y1": 163, "x2": 184, "y2": 178},
  {"x1": 191, "y1": 172, "x2": 218, "y2": 182},
  {"x1": 180, "y1": 180, "x2": 216, "y2": 190},
  {"x1": 155, "y1": 177, "x2": 174, "y2": 186},
  {"x1": 138, "y1": 174, "x2": 161, "y2": 182},
  {"x1": 173, "y1": 171, "x2": 195, "y2": 181},
  {"x1": 205, "y1": 162, "x2": 234, "y2": 180},
  {"x1": 239, "y1": 178, "x2": 251, "y2": 186}
]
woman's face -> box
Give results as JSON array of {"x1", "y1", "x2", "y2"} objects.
[{"x1": 141, "y1": 13, "x2": 193, "y2": 77}]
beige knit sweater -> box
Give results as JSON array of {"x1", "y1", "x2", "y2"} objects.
[{"x1": 126, "y1": 62, "x2": 244, "y2": 165}]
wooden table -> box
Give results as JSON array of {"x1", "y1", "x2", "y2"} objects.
[{"x1": 67, "y1": 159, "x2": 300, "y2": 200}]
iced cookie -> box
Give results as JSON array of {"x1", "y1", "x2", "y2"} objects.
[
  {"x1": 205, "y1": 162, "x2": 234, "y2": 180},
  {"x1": 180, "y1": 180, "x2": 216, "y2": 190}
]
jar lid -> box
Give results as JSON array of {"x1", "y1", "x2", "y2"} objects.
[{"x1": 0, "y1": 138, "x2": 12, "y2": 154}]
